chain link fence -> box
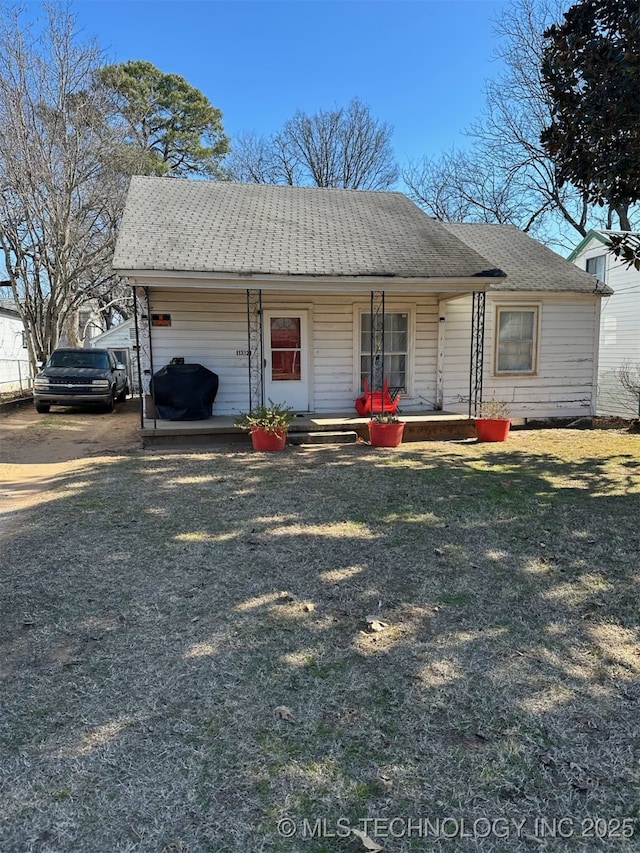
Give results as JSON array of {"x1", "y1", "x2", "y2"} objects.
[{"x1": 0, "y1": 358, "x2": 33, "y2": 400}]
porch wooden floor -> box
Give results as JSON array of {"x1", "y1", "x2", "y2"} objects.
[{"x1": 139, "y1": 409, "x2": 479, "y2": 446}]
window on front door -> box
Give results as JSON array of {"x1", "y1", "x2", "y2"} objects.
[
  {"x1": 270, "y1": 316, "x2": 301, "y2": 381},
  {"x1": 360, "y1": 311, "x2": 409, "y2": 393}
]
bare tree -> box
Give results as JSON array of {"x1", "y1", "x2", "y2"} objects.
[
  {"x1": 403, "y1": 0, "x2": 636, "y2": 249},
  {"x1": 616, "y1": 363, "x2": 640, "y2": 420},
  {"x1": 223, "y1": 131, "x2": 298, "y2": 185},
  {"x1": 0, "y1": 3, "x2": 125, "y2": 367},
  {"x1": 403, "y1": 147, "x2": 548, "y2": 228},
  {"x1": 225, "y1": 98, "x2": 398, "y2": 190}
]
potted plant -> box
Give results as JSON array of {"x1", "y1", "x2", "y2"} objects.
[
  {"x1": 235, "y1": 399, "x2": 294, "y2": 451},
  {"x1": 368, "y1": 412, "x2": 406, "y2": 448},
  {"x1": 474, "y1": 396, "x2": 511, "y2": 442}
]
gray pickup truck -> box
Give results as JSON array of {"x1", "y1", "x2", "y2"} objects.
[{"x1": 33, "y1": 348, "x2": 129, "y2": 413}]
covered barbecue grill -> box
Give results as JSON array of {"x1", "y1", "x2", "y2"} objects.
[{"x1": 151, "y1": 363, "x2": 219, "y2": 420}]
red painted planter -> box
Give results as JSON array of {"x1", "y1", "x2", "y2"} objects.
[
  {"x1": 250, "y1": 425, "x2": 287, "y2": 451},
  {"x1": 474, "y1": 418, "x2": 511, "y2": 442},
  {"x1": 368, "y1": 421, "x2": 405, "y2": 447}
]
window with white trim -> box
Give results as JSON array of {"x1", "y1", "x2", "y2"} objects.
[
  {"x1": 586, "y1": 254, "x2": 606, "y2": 281},
  {"x1": 495, "y1": 307, "x2": 538, "y2": 374},
  {"x1": 360, "y1": 311, "x2": 409, "y2": 393}
]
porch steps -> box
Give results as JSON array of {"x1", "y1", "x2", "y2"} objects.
[{"x1": 287, "y1": 429, "x2": 358, "y2": 446}]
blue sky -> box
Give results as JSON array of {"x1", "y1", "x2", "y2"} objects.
[{"x1": 72, "y1": 0, "x2": 510, "y2": 172}]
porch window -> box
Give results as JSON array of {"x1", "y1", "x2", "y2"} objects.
[
  {"x1": 495, "y1": 306, "x2": 538, "y2": 374},
  {"x1": 360, "y1": 311, "x2": 408, "y2": 393}
]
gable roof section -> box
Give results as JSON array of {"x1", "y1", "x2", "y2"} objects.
[
  {"x1": 444, "y1": 222, "x2": 612, "y2": 294},
  {"x1": 90, "y1": 318, "x2": 135, "y2": 346},
  {"x1": 113, "y1": 177, "x2": 502, "y2": 282},
  {"x1": 567, "y1": 229, "x2": 640, "y2": 262},
  {"x1": 567, "y1": 229, "x2": 609, "y2": 261}
]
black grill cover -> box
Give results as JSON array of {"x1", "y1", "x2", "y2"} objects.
[{"x1": 151, "y1": 363, "x2": 219, "y2": 420}]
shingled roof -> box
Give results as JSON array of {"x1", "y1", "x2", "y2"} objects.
[
  {"x1": 112, "y1": 177, "x2": 502, "y2": 281},
  {"x1": 444, "y1": 222, "x2": 612, "y2": 294}
]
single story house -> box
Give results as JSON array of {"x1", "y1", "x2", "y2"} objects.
[
  {"x1": 568, "y1": 230, "x2": 640, "y2": 418},
  {"x1": 112, "y1": 177, "x2": 610, "y2": 428},
  {"x1": 0, "y1": 298, "x2": 31, "y2": 399}
]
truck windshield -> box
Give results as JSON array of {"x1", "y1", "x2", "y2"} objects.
[{"x1": 48, "y1": 351, "x2": 110, "y2": 369}]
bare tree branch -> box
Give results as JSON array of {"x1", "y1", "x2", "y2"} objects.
[
  {"x1": 0, "y1": 3, "x2": 128, "y2": 367},
  {"x1": 402, "y1": 0, "x2": 637, "y2": 251},
  {"x1": 225, "y1": 98, "x2": 397, "y2": 190}
]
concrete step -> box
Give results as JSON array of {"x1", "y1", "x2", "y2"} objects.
[{"x1": 287, "y1": 430, "x2": 358, "y2": 446}]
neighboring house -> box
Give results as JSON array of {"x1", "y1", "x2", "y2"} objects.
[
  {"x1": 90, "y1": 318, "x2": 140, "y2": 392},
  {"x1": 569, "y1": 230, "x2": 640, "y2": 418},
  {"x1": 0, "y1": 299, "x2": 30, "y2": 398},
  {"x1": 59, "y1": 301, "x2": 105, "y2": 349},
  {"x1": 112, "y1": 177, "x2": 610, "y2": 424}
]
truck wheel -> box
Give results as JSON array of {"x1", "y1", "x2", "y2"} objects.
[
  {"x1": 117, "y1": 383, "x2": 129, "y2": 402},
  {"x1": 35, "y1": 403, "x2": 50, "y2": 414},
  {"x1": 104, "y1": 393, "x2": 115, "y2": 413}
]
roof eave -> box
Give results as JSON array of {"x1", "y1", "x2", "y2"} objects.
[{"x1": 114, "y1": 268, "x2": 506, "y2": 293}]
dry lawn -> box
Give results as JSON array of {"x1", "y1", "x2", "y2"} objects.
[{"x1": 1, "y1": 418, "x2": 639, "y2": 852}]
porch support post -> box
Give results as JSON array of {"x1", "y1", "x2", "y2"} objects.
[
  {"x1": 132, "y1": 285, "x2": 144, "y2": 431},
  {"x1": 246, "y1": 288, "x2": 264, "y2": 412},
  {"x1": 145, "y1": 287, "x2": 157, "y2": 430},
  {"x1": 436, "y1": 300, "x2": 446, "y2": 411},
  {"x1": 469, "y1": 290, "x2": 486, "y2": 417},
  {"x1": 370, "y1": 290, "x2": 385, "y2": 417}
]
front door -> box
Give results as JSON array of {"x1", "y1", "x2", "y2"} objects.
[{"x1": 263, "y1": 311, "x2": 309, "y2": 411}]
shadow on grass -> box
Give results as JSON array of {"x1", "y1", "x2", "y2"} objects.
[{"x1": 1, "y1": 439, "x2": 639, "y2": 851}]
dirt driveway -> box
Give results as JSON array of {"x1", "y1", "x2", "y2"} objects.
[{"x1": 0, "y1": 399, "x2": 141, "y2": 525}]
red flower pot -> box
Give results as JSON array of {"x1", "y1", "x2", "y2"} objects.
[
  {"x1": 368, "y1": 421, "x2": 405, "y2": 447},
  {"x1": 474, "y1": 418, "x2": 511, "y2": 442},
  {"x1": 250, "y1": 425, "x2": 287, "y2": 451}
]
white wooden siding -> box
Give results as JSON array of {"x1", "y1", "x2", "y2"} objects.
[
  {"x1": 0, "y1": 312, "x2": 30, "y2": 395},
  {"x1": 141, "y1": 286, "x2": 601, "y2": 419},
  {"x1": 575, "y1": 244, "x2": 640, "y2": 417},
  {"x1": 144, "y1": 288, "x2": 439, "y2": 415},
  {"x1": 442, "y1": 293, "x2": 600, "y2": 418}
]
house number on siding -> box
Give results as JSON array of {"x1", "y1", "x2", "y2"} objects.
[{"x1": 236, "y1": 350, "x2": 250, "y2": 356}]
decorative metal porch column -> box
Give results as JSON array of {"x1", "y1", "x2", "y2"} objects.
[
  {"x1": 132, "y1": 285, "x2": 144, "y2": 430},
  {"x1": 137, "y1": 286, "x2": 157, "y2": 430},
  {"x1": 246, "y1": 288, "x2": 264, "y2": 412},
  {"x1": 370, "y1": 290, "x2": 385, "y2": 415},
  {"x1": 469, "y1": 290, "x2": 486, "y2": 417}
]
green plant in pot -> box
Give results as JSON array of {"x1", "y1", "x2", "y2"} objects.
[
  {"x1": 368, "y1": 411, "x2": 406, "y2": 448},
  {"x1": 235, "y1": 399, "x2": 294, "y2": 451},
  {"x1": 474, "y1": 396, "x2": 511, "y2": 442}
]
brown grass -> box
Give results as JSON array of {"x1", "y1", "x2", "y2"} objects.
[{"x1": 1, "y1": 427, "x2": 639, "y2": 851}]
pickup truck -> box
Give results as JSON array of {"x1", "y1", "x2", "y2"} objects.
[{"x1": 33, "y1": 348, "x2": 129, "y2": 413}]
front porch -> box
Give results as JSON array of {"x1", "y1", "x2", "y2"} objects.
[{"x1": 139, "y1": 409, "x2": 481, "y2": 447}]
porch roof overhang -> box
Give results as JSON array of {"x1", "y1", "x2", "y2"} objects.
[{"x1": 116, "y1": 268, "x2": 506, "y2": 294}]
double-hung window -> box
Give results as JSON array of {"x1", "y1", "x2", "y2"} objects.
[
  {"x1": 586, "y1": 254, "x2": 606, "y2": 281},
  {"x1": 360, "y1": 311, "x2": 409, "y2": 393},
  {"x1": 495, "y1": 306, "x2": 538, "y2": 374}
]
